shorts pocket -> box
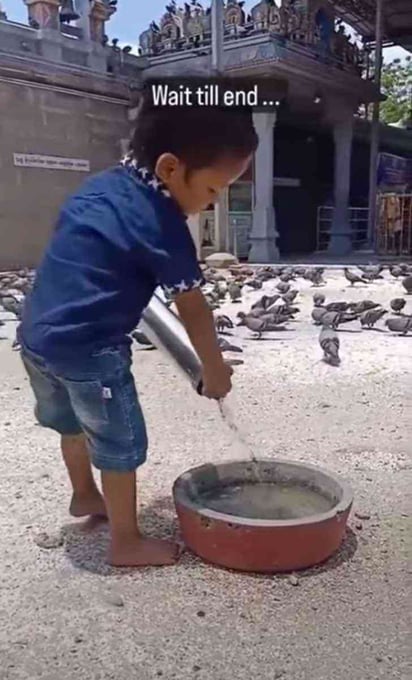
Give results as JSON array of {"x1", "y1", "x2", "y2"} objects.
[{"x1": 63, "y1": 378, "x2": 109, "y2": 428}]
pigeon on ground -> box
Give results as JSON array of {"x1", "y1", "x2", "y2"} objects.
[
  {"x1": 344, "y1": 268, "x2": 369, "y2": 286},
  {"x1": 390, "y1": 298, "x2": 406, "y2": 314},
  {"x1": 256, "y1": 269, "x2": 276, "y2": 282},
  {"x1": 279, "y1": 272, "x2": 294, "y2": 283},
  {"x1": 325, "y1": 301, "x2": 352, "y2": 313},
  {"x1": 361, "y1": 270, "x2": 384, "y2": 282},
  {"x1": 228, "y1": 282, "x2": 242, "y2": 303},
  {"x1": 358, "y1": 265, "x2": 385, "y2": 280},
  {"x1": 360, "y1": 308, "x2": 387, "y2": 329},
  {"x1": 313, "y1": 293, "x2": 326, "y2": 307},
  {"x1": 402, "y1": 276, "x2": 412, "y2": 295},
  {"x1": 236, "y1": 313, "x2": 282, "y2": 338},
  {"x1": 215, "y1": 314, "x2": 234, "y2": 332},
  {"x1": 0, "y1": 295, "x2": 24, "y2": 318},
  {"x1": 131, "y1": 330, "x2": 156, "y2": 350},
  {"x1": 244, "y1": 278, "x2": 263, "y2": 290},
  {"x1": 320, "y1": 311, "x2": 357, "y2": 330},
  {"x1": 319, "y1": 326, "x2": 340, "y2": 366},
  {"x1": 276, "y1": 281, "x2": 291, "y2": 294},
  {"x1": 213, "y1": 281, "x2": 228, "y2": 301},
  {"x1": 349, "y1": 300, "x2": 380, "y2": 315},
  {"x1": 311, "y1": 306, "x2": 327, "y2": 325},
  {"x1": 385, "y1": 316, "x2": 412, "y2": 335},
  {"x1": 251, "y1": 294, "x2": 279, "y2": 311},
  {"x1": 282, "y1": 289, "x2": 298, "y2": 304},
  {"x1": 304, "y1": 268, "x2": 325, "y2": 286},
  {"x1": 217, "y1": 337, "x2": 243, "y2": 353},
  {"x1": 389, "y1": 264, "x2": 403, "y2": 278}
]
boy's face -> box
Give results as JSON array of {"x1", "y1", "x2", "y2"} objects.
[{"x1": 155, "y1": 154, "x2": 252, "y2": 215}]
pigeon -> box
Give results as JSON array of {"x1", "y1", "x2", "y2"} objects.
[
  {"x1": 320, "y1": 311, "x2": 341, "y2": 330},
  {"x1": 349, "y1": 300, "x2": 380, "y2": 315},
  {"x1": 276, "y1": 281, "x2": 291, "y2": 294},
  {"x1": 325, "y1": 301, "x2": 352, "y2": 313},
  {"x1": 282, "y1": 289, "x2": 298, "y2": 304},
  {"x1": 360, "y1": 308, "x2": 387, "y2": 329},
  {"x1": 402, "y1": 276, "x2": 412, "y2": 295},
  {"x1": 131, "y1": 330, "x2": 155, "y2": 350},
  {"x1": 304, "y1": 268, "x2": 325, "y2": 286},
  {"x1": 385, "y1": 316, "x2": 412, "y2": 335},
  {"x1": 320, "y1": 310, "x2": 357, "y2": 330},
  {"x1": 390, "y1": 298, "x2": 406, "y2": 314},
  {"x1": 389, "y1": 264, "x2": 403, "y2": 278},
  {"x1": 311, "y1": 306, "x2": 327, "y2": 325},
  {"x1": 213, "y1": 281, "x2": 227, "y2": 301},
  {"x1": 0, "y1": 295, "x2": 23, "y2": 318},
  {"x1": 361, "y1": 270, "x2": 384, "y2": 282},
  {"x1": 251, "y1": 294, "x2": 279, "y2": 311},
  {"x1": 358, "y1": 264, "x2": 384, "y2": 278},
  {"x1": 313, "y1": 293, "x2": 326, "y2": 307},
  {"x1": 244, "y1": 278, "x2": 263, "y2": 290},
  {"x1": 266, "y1": 302, "x2": 298, "y2": 318},
  {"x1": 279, "y1": 272, "x2": 294, "y2": 283},
  {"x1": 228, "y1": 282, "x2": 242, "y2": 303},
  {"x1": 236, "y1": 314, "x2": 280, "y2": 338},
  {"x1": 319, "y1": 326, "x2": 340, "y2": 366},
  {"x1": 215, "y1": 314, "x2": 233, "y2": 332},
  {"x1": 344, "y1": 268, "x2": 369, "y2": 286},
  {"x1": 260, "y1": 311, "x2": 290, "y2": 326},
  {"x1": 217, "y1": 337, "x2": 243, "y2": 353}
]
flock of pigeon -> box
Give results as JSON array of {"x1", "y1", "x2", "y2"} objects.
[
  {"x1": 201, "y1": 262, "x2": 412, "y2": 368},
  {"x1": 1, "y1": 264, "x2": 412, "y2": 368}
]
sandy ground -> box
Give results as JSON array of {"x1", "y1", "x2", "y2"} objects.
[{"x1": 0, "y1": 269, "x2": 411, "y2": 680}]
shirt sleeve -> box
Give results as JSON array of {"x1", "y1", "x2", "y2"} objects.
[{"x1": 155, "y1": 216, "x2": 205, "y2": 298}]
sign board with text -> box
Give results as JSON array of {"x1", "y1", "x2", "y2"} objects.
[{"x1": 13, "y1": 153, "x2": 90, "y2": 172}]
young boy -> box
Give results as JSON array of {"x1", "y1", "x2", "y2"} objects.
[{"x1": 19, "y1": 95, "x2": 258, "y2": 567}]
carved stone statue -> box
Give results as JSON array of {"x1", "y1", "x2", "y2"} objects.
[{"x1": 225, "y1": 1, "x2": 246, "y2": 34}]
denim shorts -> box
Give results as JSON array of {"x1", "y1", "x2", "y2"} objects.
[{"x1": 21, "y1": 344, "x2": 148, "y2": 472}]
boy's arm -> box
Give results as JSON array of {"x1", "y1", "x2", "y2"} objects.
[{"x1": 174, "y1": 288, "x2": 232, "y2": 400}]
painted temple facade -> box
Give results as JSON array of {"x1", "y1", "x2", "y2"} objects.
[
  {"x1": 138, "y1": 0, "x2": 411, "y2": 260},
  {"x1": 1, "y1": 1, "x2": 411, "y2": 267}
]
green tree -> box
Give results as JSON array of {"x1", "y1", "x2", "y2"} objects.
[{"x1": 380, "y1": 56, "x2": 412, "y2": 125}]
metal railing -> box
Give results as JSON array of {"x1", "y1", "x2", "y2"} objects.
[{"x1": 316, "y1": 206, "x2": 370, "y2": 252}]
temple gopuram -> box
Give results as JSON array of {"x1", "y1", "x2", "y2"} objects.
[{"x1": 138, "y1": 0, "x2": 412, "y2": 260}]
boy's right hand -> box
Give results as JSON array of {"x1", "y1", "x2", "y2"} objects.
[{"x1": 201, "y1": 361, "x2": 233, "y2": 400}]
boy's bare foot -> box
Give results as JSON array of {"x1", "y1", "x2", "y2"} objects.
[
  {"x1": 70, "y1": 491, "x2": 107, "y2": 518},
  {"x1": 108, "y1": 536, "x2": 180, "y2": 567}
]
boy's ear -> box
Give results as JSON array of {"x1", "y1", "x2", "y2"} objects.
[{"x1": 155, "y1": 153, "x2": 181, "y2": 183}]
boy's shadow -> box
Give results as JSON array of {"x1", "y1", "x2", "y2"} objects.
[{"x1": 63, "y1": 495, "x2": 358, "y2": 577}]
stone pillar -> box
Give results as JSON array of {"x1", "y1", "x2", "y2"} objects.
[
  {"x1": 75, "y1": 0, "x2": 91, "y2": 40},
  {"x1": 24, "y1": 0, "x2": 60, "y2": 30},
  {"x1": 187, "y1": 215, "x2": 202, "y2": 259},
  {"x1": 327, "y1": 112, "x2": 354, "y2": 256},
  {"x1": 248, "y1": 111, "x2": 279, "y2": 263}
]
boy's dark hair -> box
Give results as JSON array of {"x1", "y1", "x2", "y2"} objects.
[{"x1": 130, "y1": 90, "x2": 258, "y2": 174}]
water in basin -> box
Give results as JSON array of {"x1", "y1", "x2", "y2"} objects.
[{"x1": 199, "y1": 481, "x2": 334, "y2": 520}]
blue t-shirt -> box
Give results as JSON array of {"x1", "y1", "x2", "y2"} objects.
[{"x1": 20, "y1": 159, "x2": 204, "y2": 361}]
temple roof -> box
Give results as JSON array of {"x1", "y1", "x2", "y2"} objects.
[{"x1": 329, "y1": 0, "x2": 412, "y2": 50}]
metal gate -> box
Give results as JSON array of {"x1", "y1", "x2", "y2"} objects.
[
  {"x1": 316, "y1": 206, "x2": 369, "y2": 252},
  {"x1": 376, "y1": 194, "x2": 412, "y2": 256}
]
